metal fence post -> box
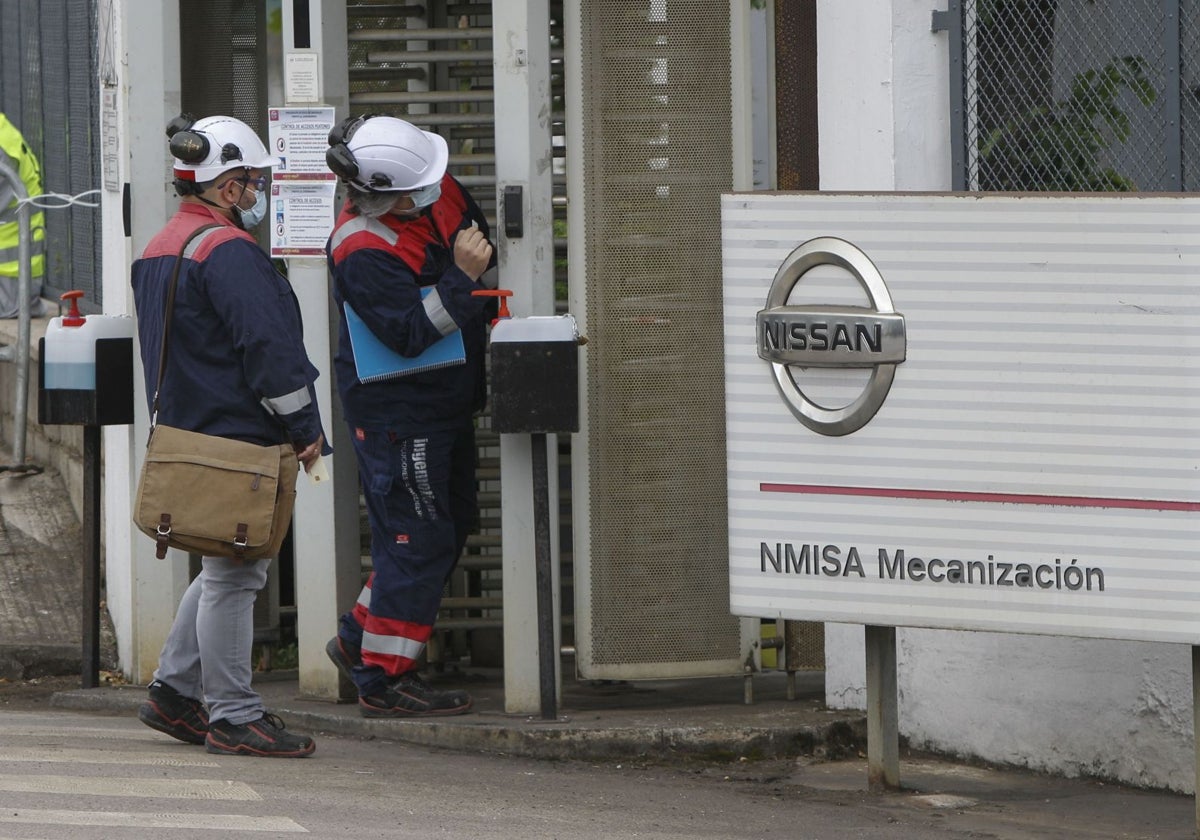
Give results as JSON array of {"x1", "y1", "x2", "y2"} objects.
[{"x1": 0, "y1": 158, "x2": 35, "y2": 470}]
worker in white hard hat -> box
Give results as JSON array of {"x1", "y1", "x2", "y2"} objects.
[
  {"x1": 130, "y1": 114, "x2": 329, "y2": 757},
  {"x1": 323, "y1": 114, "x2": 497, "y2": 717}
]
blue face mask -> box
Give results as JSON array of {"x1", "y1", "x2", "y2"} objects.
[
  {"x1": 235, "y1": 187, "x2": 268, "y2": 229},
  {"x1": 408, "y1": 181, "x2": 441, "y2": 209}
]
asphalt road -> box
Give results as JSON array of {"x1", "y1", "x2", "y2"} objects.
[{"x1": 0, "y1": 678, "x2": 1193, "y2": 840}]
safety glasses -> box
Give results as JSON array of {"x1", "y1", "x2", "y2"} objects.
[
  {"x1": 219, "y1": 173, "x2": 269, "y2": 192},
  {"x1": 238, "y1": 174, "x2": 269, "y2": 191}
]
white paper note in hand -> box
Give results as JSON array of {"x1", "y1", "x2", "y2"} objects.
[{"x1": 308, "y1": 454, "x2": 330, "y2": 484}]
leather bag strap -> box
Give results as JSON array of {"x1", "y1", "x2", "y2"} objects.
[{"x1": 149, "y1": 223, "x2": 222, "y2": 426}]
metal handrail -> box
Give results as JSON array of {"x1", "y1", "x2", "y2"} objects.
[
  {"x1": 0, "y1": 159, "x2": 35, "y2": 471},
  {"x1": 0, "y1": 162, "x2": 100, "y2": 472}
]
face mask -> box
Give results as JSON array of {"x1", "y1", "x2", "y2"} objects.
[
  {"x1": 408, "y1": 181, "x2": 441, "y2": 209},
  {"x1": 235, "y1": 187, "x2": 268, "y2": 229}
]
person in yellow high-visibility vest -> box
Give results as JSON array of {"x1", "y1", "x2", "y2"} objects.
[{"x1": 0, "y1": 113, "x2": 47, "y2": 318}]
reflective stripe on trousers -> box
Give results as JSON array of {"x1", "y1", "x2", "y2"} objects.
[{"x1": 347, "y1": 423, "x2": 478, "y2": 685}]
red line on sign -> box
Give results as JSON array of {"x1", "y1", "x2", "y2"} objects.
[{"x1": 758, "y1": 483, "x2": 1200, "y2": 512}]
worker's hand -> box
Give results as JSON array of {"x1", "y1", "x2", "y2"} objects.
[
  {"x1": 454, "y1": 223, "x2": 493, "y2": 282},
  {"x1": 295, "y1": 434, "x2": 324, "y2": 473}
]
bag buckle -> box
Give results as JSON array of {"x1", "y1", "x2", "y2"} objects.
[
  {"x1": 155, "y1": 514, "x2": 172, "y2": 559},
  {"x1": 233, "y1": 523, "x2": 249, "y2": 561}
]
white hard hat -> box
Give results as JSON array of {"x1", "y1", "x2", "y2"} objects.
[
  {"x1": 331, "y1": 116, "x2": 448, "y2": 192},
  {"x1": 168, "y1": 115, "x2": 280, "y2": 184}
]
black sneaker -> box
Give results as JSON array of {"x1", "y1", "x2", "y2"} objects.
[
  {"x1": 138, "y1": 680, "x2": 209, "y2": 745},
  {"x1": 205, "y1": 713, "x2": 315, "y2": 758},
  {"x1": 359, "y1": 673, "x2": 473, "y2": 718},
  {"x1": 325, "y1": 636, "x2": 360, "y2": 682}
]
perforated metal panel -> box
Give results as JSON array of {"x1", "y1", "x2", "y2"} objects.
[
  {"x1": 571, "y1": 0, "x2": 755, "y2": 679},
  {"x1": 179, "y1": 1, "x2": 268, "y2": 139}
]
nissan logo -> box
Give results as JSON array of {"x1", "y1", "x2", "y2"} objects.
[{"x1": 757, "y1": 237, "x2": 906, "y2": 436}]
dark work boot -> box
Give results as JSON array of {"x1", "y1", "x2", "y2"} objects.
[
  {"x1": 205, "y1": 713, "x2": 315, "y2": 758},
  {"x1": 138, "y1": 680, "x2": 209, "y2": 745},
  {"x1": 359, "y1": 672, "x2": 473, "y2": 718},
  {"x1": 325, "y1": 636, "x2": 361, "y2": 683}
]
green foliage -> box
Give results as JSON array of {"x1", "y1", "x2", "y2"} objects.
[
  {"x1": 254, "y1": 641, "x2": 298, "y2": 671},
  {"x1": 979, "y1": 55, "x2": 1157, "y2": 191},
  {"x1": 554, "y1": 217, "x2": 568, "y2": 303}
]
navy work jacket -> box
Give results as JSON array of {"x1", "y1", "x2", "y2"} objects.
[
  {"x1": 326, "y1": 175, "x2": 496, "y2": 434},
  {"x1": 131, "y1": 203, "x2": 326, "y2": 449}
]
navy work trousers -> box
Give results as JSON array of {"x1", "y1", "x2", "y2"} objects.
[{"x1": 339, "y1": 422, "x2": 477, "y2": 695}]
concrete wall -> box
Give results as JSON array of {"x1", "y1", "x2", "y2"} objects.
[{"x1": 816, "y1": 0, "x2": 1193, "y2": 793}]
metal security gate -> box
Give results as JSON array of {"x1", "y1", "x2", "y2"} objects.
[
  {"x1": 942, "y1": 0, "x2": 1200, "y2": 192},
  {"x1": 345, "y1": 1, "x2": 570, "y2": 666},
  {"x1": 347, "y1": 0, "x2": 757, "y2": 680},
  {"x1": 0, "y1": 0, "x2": 101, "y2": 307}
]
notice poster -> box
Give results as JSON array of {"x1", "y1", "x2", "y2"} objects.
[
  {"x1": 267, "y1": 107, "x2": 337, "y2": 180},
  {"x1": 267, "y1": 106, "x2": 338, "y2": 259},
  {"x1": 270, "y1": 181, "x2": 338, "y2": 258}
]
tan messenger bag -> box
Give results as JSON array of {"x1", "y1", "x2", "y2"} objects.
[
  {"x1": 132, "y1": 224, "x2": 298, "y2": 561},
  {"x1": 134, "y1": 424, "x2": 297, "y2": 561}
]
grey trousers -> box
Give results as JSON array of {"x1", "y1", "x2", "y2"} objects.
[{"x1": 153, "y1": 555, "x2": 269, "y2": 725}]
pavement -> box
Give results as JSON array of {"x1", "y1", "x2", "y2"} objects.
[{"x1": 2, "y1": 460, "x2": 1198, "y2": 838}]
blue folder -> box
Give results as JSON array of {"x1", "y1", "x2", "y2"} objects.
[{"x1": 344, "y1": 293, "x2": 466, "y2": 383}]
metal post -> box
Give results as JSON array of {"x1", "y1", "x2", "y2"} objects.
[
  {"x1": 531, "y1": 431, "x2": 557, "y2": 720},
  {"x1": 865, "y1": 625, "x2": 900, "y2": 791},
  {"x1": 12, "y1": 201, "x2": 30, "y2": 466},
  {"x1": 81, "y1": 425, "x2": 101, "y2": 687},
  {"x1": 1164, "y1": 0, "x2": 1182, "y2": 188},
  {"x1": 280, "y1": 0, "x2": 362, "y2": 702},
  {"x1": 0, "y1": 159, "x2": 33, "y2": 467},
  {"x1": 1192, "y1": 645, "x2": 1200, "y2": 836},
  {"x1": 784, "y1": 619, "x2": 802, "y2": 700},
  {"x1": 495, "y1": 0, "x2": 556, "y2": 717}
]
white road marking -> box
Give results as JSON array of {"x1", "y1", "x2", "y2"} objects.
[
  {"x1": 0, "y1": 747, "x2": 219, "y2": 766},
  {"x1": 0, "y1": 773, "x2": 261, "y2": 800},
  {"x1": 0, "y1": 713, "x2": 308, "y2": 833},
  {"x1": 0, "y1": 809, "x2": 307, "y2": 832},
  {"x1": 0, "y1": 724, "x2": 162, "y2": 741}
]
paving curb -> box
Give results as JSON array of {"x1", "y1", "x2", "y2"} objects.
[
  {"x1": 277, "y1": 712, "x2": 868, "y2": 763},
  {"x1": 50, "y1": 685, "x2": 867, "y2": 764}
]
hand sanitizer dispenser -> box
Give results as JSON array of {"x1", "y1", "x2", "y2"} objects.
[{"x1": 38, "y1": 290, "x2": 134, "y2": 426}]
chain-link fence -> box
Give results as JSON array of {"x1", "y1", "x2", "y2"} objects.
[
  {"x1": 0, "y1": 0, "x2": 101, "y2": 308},
  {"x1": 947, "y1": 0, "x2": 1198, "y2": 192}
]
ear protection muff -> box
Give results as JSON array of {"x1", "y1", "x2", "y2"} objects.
[
  {"x1": 166, "y1": 114, "x2": 206, "y2": 196},
  {"x1": 166, "y1": 113, "x2": 209, "y2": 163},
  {"x1": 167, "y1": 114, "x2": 248, "y2": 169},
  {"x1": 326, "y1": 114, "x2": 382, "y2": 189}
]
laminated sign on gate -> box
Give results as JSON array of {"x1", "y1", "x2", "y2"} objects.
[{"x1": 721, "y1": 193, "x2": 1200, "y2": 646}]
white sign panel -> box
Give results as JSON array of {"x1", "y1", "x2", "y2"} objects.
[
  {"x1": 270, "y1": 181, "x2": 337, "y2": 258},
  {"x1": 284, "y1": 51, "x2": 321, "y2": 103},
  {"x1": 723, "y1": 193, "x2": 1200, "y2": 645},
  {"x1": 267, "y1": 107, "x2": 337, "y2": 179},
  {"x1": 101, "y1": 89, "x2": 119, "y2": 192},
  {"x1": 267, "y1": 107, "x2": 337, "y2": 259}
]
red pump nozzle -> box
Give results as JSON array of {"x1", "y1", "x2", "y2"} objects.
[
  {"x1": 471, "y1": 288, "x2": 514, "y2": 326},
  {"x1": 59, "y1": 291, "x2": 86, "y2": 327}
]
